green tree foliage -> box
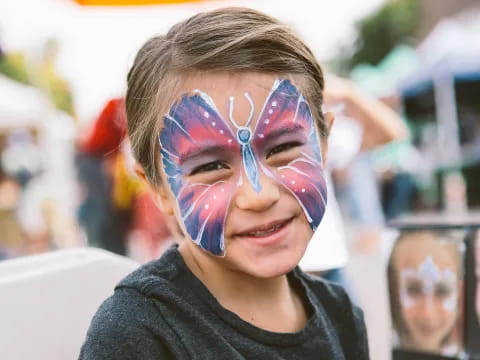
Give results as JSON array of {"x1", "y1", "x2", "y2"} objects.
[
  {"x1": 0, "y1": 40, "x2": 75, "y2": 117},
  {"x1": 342, "y1": 0, "x2": 421, "y2": 71},
  {"x1": 0, "y1": 52, "x2": 32, "y2": 85}
]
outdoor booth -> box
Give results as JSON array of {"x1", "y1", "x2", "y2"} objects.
[{"x1": 399, "y1": 13, "x2": 480, "y2": 213}]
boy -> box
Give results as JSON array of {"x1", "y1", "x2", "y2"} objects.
[{"x1": 80, "y1": 7, "x2": 369, "y2": 359}]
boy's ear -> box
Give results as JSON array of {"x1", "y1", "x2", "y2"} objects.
[
  {"x1": 321, "y1": 112, "x2": 335, "y2": 167},
  {"x1": 134, "y1": 162, "x2": 175, "y2": 216}
]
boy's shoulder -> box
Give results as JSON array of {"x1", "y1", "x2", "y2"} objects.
[
  {"x1": 79, "y1": 246, "x2": 186, "y2": 359},
  {"x1": 297, "y1": 268, "x2": 351, "y2": 305},
  {"x1": 296, "y1": 268, "x2": 369, "y2": 359},
  {"x1": 115, "y1": 244, "x2": 184, "y2": 295},
  {"x1": 295, "y1": 268, "x2": 365, "y2": 330},
  {"x1": 78, "y1": 286, "x2": 172, "y2": 359}
]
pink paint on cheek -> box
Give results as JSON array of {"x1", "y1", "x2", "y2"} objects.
[
  {"x1": 272, "y1": 160, "x2": 327, "y2": 228},
  {"x1": 179, "y1": 179, "x2": 237, "y2": 254},
  {"x1": 160, "y1": 91, "x2": 241, "y2": 256},
  {"x1": 252, "y1": 80, "x2": 327, "y2": 231}
]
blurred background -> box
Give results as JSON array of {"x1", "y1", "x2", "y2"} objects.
[{"x1": 0, "y1": 0, "x2": 479, "y2": 359}]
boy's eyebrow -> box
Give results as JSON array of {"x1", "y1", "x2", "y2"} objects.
[
  {"x1": 176, "y1": 123, "x2": 307, "y2": 163},
  {"x1": 258, "y1": 123, "x2": 306, "y2": 143},
  {"x1": 178, "y1": 144, "x2": 232, "y2": 164}
]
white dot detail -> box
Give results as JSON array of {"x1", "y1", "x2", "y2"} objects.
[
  {"x1": 264, "y1": 119, "x2": 270, "y2": 124},
  {"x1": 281, "y1": 175, "x2": 285, "y2": 179},
  {"x1": 228, "y1": 139, "x2": 233, "y2": 143},
  {"x1": 212, "y1": 122, "x2": 216, "y2": 127},
  {"x1": 272, "y1": 101, "x2": 277, "y2": 107},
  {"x1": 268, "y1": 109, "x2": 273, "y2": 114},
  {"x1": 301, "y1": 188, "x2": 306, "y2": 193},
  {"x1": 204, "y1": 112, "x2": 209, "y2": 118},
  {"x1": 220, "y1": 130, "x2": 224, "y2": 134},
  {"x1": 205, "y1": 204, "x2": 209, "y2": 210},
  {"x1": 258, "y1": 134, "x2": 264, "y2": 138},
  {"x1": 291, "y1": 180, "x2": 296, "y2": 185}
]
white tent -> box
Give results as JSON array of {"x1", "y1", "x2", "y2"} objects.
[
  {"x1": 0, "y1": 0, "x2": 387, "y2": 123},
  {"x1": 400, "y1": 8, "x2": 480, "y2": 89},
  {"x1": 398, "y1": 9, "x2": 480, "y2": 169},
  {"x1": 0, "y1": 74, "x2": 50, "y2": 131},
  {"x1": 416, "y1": 8, "x2": 480, "y2": 70}
]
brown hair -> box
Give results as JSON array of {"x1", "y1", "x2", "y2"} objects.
[{"x1": 126, "y1": 7, "x2": 326, "y2": 185}]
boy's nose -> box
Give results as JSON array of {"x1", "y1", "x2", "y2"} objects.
[
  {"x1": 417, "y1": 296, "x2": 437, "y2": 320},
  {"x1": 235, "y1": 171, "x2": 280, "y2": 212}
]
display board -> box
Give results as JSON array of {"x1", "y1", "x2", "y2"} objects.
[{"x1": 388, "y1": 213, "x2": 480, "y2": 359}]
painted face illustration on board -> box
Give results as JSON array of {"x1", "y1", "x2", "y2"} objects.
[
  {"x1": 159, "y1": 78, "x2": 327, "y2": 256},
  {"x1": 392, "y1": 232, "x2": 462, "y2": 353}
]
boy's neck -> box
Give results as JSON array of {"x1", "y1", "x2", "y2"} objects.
[{"x1": 179, "y1": 242, "x2": 308, "y2": 333}]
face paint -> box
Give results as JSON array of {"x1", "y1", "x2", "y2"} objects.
[
  {"x1": 399, "y1": 256, "x2": 458, "y2": 312},
  {"x1": 159, "y1": 79, "x2": 327, "y2": 256},
  {"x1": 228, "y1": 93, "x2": 261, "y2": 192},
  {"x1": 253, "y1": 80, "x2": 327, "y2": 229}
]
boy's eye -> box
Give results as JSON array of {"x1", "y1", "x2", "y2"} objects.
[
  {"x1": 266, "y1": 142, "x2": 302, "y2": 159},
  {"x1": 406, "y1": 281, "x2": 424, "y2": 298},
  {"x1": 190, "y1": 161, "x2": 229, "y2": 175},
  {"x1": 435, "y1": 283, "x2": 453, "y2": 298}
]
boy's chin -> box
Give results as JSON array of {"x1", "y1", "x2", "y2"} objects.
[{"x1": 235, "y1": 249, "x2": 305, "y2": 279}]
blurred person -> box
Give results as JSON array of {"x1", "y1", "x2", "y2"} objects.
[
  {"x1": 331, "y1": 76, "x2": 407, "y2": 255},
  {"x1": 3, "y1": 129, "x2": 54, "y2": 254},
  {"x1": 112, "y1": 140, "x2": 173, "y2": 262},
  {"x1": 374, "y1": 95, "x2": 419, "y2": 220},
  {"x1": 325, "y1": 74, "x2": 406, "y2": 151},
  {"x1": 76, "y1": 98, "x2": 131, "y2": 255},
  {"x1": 388, "y1": 231, "x2": 464, "y2": 356},
  {"x1": 0, "y1": 129, "x2": 55, "y2": 256},
  {"x1": 80, "y1": 8, "x2": 369, "y2": 359},
  {"x1": 303, "y1": 74, "x2": 407, "y2": 289},
  {"x1": 16, "y1": 172, "x2": 57, "y2": 255},
  {"x1": 77, "y1": 98, "x2": 171, "y2": 258},
  {"x1": 1, "y1": 129, "x2": 42, "y2": 187},
  {"x1": 0, "y1": 160, "x2": 25, "y2": 257}
]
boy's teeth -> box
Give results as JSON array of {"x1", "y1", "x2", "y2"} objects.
[{"x1": 247, "y1": 223, "x2": 283, "y2": 237}]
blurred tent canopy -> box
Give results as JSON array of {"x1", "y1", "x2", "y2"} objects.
[
  {"x1": 0, "y1": 75, "x2": 50, "y2": 131},
  {"x1": 73, "y1": 0, "x2": 205, "y2": 5},
  {"x1": 350, "y1": 45, "x2": 419, "y2": 98},
  {"x1": 399, "y1": 10, "x2": 480, "y2": 92}
]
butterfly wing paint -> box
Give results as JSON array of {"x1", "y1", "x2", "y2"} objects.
[
  {"x1": 254, "y1": 79, "x2": 327, "y2": 231},
  {"x1": 159, "y1": 92, "x2": 238, "y2": 255}
]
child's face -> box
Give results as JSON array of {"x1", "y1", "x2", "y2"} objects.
[
  {"x1": 157, "y1": 73, "x2": 328, "y2": 277},
  {"x1": 394, "y1": 233, "x2": 460, "y2": 352}
]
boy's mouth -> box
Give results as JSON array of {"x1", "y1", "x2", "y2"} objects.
[{"x1": 235, "y1": 217, "x2": 293, "y2": 238}]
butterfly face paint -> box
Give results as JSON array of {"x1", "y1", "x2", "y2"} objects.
[
  {"x1": 159, "y1": 79, "x2": 327, "y2": 256},
  {"x1": 399, "y1": 256, "x2": 458, "y2": 313}
]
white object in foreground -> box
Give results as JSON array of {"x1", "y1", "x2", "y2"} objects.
[{"x1": 0, "y1": 248, "x2": 139, "y2": 360}]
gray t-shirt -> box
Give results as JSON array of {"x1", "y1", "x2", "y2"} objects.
[{"x1": 79, "y1": 245, "x2": 369, "y2": 359}]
